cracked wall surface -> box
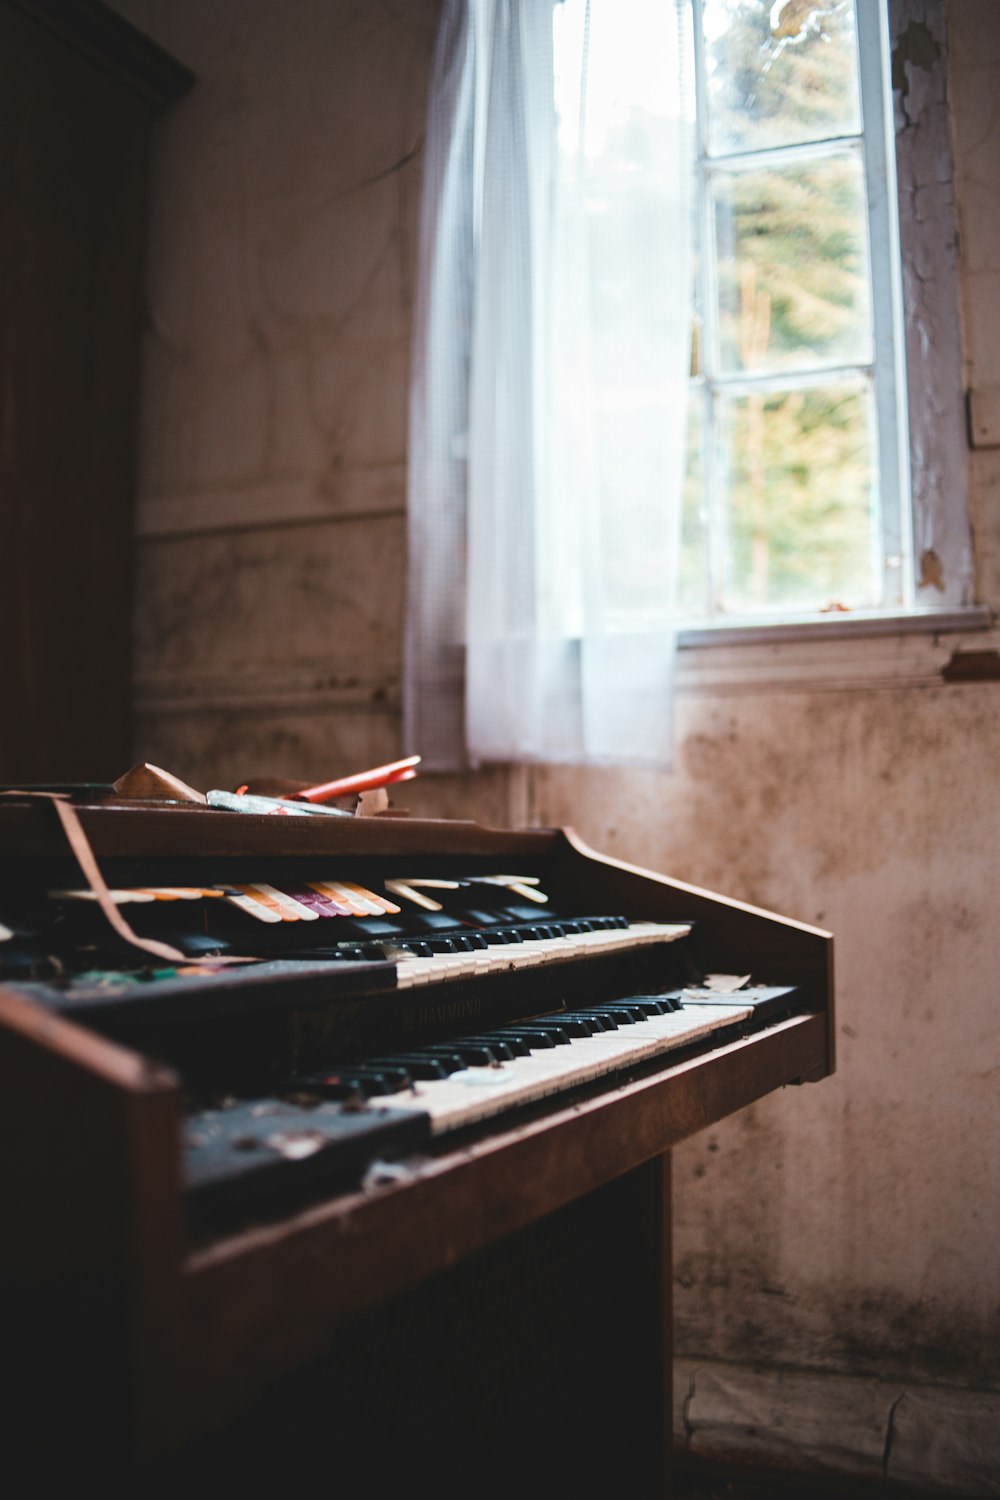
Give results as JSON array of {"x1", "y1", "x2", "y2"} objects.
[{"x1": 110, "y1": 0, "x2": 1000, "y2": 1491}]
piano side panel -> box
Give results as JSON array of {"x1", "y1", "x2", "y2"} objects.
[
  {"x1": 0, "y1": 987, "x2": 183, "y2": 1472},
  {"x1": 552, "y1": 827, "x2": 835, "y2": 1074}
]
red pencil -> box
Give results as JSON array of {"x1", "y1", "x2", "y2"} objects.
[{"x1": 284, "y1": 755, "x2": 421, "y2": 804}]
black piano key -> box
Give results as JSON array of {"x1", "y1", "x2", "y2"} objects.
[
  {"x1": 655, "y1": 993, "x2": 685, "y2": 1012},
  {"x1": 391, "y1": 1048, "x2": 467, "y2": 1075},
  {"x1": 457, "y1": 1035, "x2": 517, "y2": 1061},
  {"x1": 617, "y1": 996, "x2": 676, "y2": 1016},
  {"x1": 346, "y1": 1065, "x2": 414, "y2": 1093},
  {"x1": 438, "y1": 934, "x2": 488, "y2": 952},
  {"x1": 421, "y1": 1045, "x2": 490, "y2": 1070},
  {"x1": 561, "y1": 1014, "x2": 604, "y2": 1034},
  {"x1": 444, "y1": 1040, "x2": 503, "y2": 1065},
  {"x1": 367, "y1": 1054, "x2": 453, "y2": 1080},
  {"x1": 469, "y1": 1031, "x2": 533, "y2": 1056},
  {"x1": 500, "y1": 1021, "x2": 571, "y2": 1045},
  {"x1": 493, "y1": 1025, "x2": 558, "y2": 1049},
  {"x1": 588, "y1": 1001, "x2": 649, "y2": 1023},
  {"x1": 568, "y1": 1009, "x2": 622, "y2": 1029},
  {"x1": 378, "y1": 939, "x2": 434, "y2": 957},
  {"x1": 521, "y1": 1014, "x2": 595, "y2": 1038},
  {"x1": 292, "y1": 1066, "x2": 412, "y2": 1098}
]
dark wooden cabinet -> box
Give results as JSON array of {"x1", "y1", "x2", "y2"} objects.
[{"x1": 0, "y1": 0, "x2": 192, "y2": 782}]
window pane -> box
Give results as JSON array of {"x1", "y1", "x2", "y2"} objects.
[
  {"x1": 716, "y1": 378, "x2": 879, "y2": 613},
  {"x1": 714, "y1": 151, "x2": 872, "y2": 374},
  {"x1": 701, "y1": 0, "x2": 861, "y2": 157}
]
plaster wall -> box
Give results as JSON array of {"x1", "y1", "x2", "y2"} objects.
[{"x1": 112, "y1": 0, "x2": 1000, "y2": 1490}]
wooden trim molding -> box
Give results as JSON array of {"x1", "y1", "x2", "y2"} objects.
[
  {"x1": 132, "y1": 662, "x2": 401, "y2": 719},
  {"x1": 674, "y1": 1356, "x2": 1000, "y2": 1494},
  {"x1": 135, "y1": 479, "x2": 407, "y2": 540},
  {"x1": 131, "y1": 621, "x2": 1000, "y2": 725}
]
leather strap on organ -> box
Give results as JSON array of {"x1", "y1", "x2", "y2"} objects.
[{"x1": 1, "y1": 790, "x2": 250, "y2": 968}]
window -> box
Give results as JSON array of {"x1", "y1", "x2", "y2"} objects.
[
  {"x1": 555, "y1": 0, "x2": 976, "y2": 635},
  {"x1": 685, "y1": 0, "x2": 908, "y2": 623},
  {"x1": 405, "y1": 0, "x2": 982, "y2": 773}
]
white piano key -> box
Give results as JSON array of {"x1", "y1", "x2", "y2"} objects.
[
  {"x1": 375, "y1": 1001, "x2": 754, "y2": 1133},
  {"x1": 392, "y1": 920, "x2": 691, "y2": 990}
]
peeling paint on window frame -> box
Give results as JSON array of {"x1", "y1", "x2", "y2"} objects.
[{"x1": 889, "y1": 0, "x2": 973, "y2": 614}]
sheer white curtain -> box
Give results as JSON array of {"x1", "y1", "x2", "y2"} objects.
[{"x1": 405, "y1": 0, "x2": 693, "y2": 770}]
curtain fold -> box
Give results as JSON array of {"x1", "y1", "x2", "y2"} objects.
[{"x1": 405, "y1": 0, "x2": 693, "y2": 770}]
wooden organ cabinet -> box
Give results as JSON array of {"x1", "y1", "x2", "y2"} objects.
[
  {"x1": 0, "y1": 0, "x2": 192, "y2": 783},
  {"x1": 0, "y1": 791, "x2": 834, "y2": 1492}
]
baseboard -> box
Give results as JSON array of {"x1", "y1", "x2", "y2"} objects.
[{"x1": 674, "y1": 1357, "x2": 1000, "y2": 1497}]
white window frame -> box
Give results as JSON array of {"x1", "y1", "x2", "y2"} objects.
[{"x1": 676, "y1": 0, "x2": 989, "y2": 693}]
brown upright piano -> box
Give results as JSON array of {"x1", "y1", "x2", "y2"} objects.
[{"x1": 0, "y1": 788, "x2": 833, "y2": 1492}]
